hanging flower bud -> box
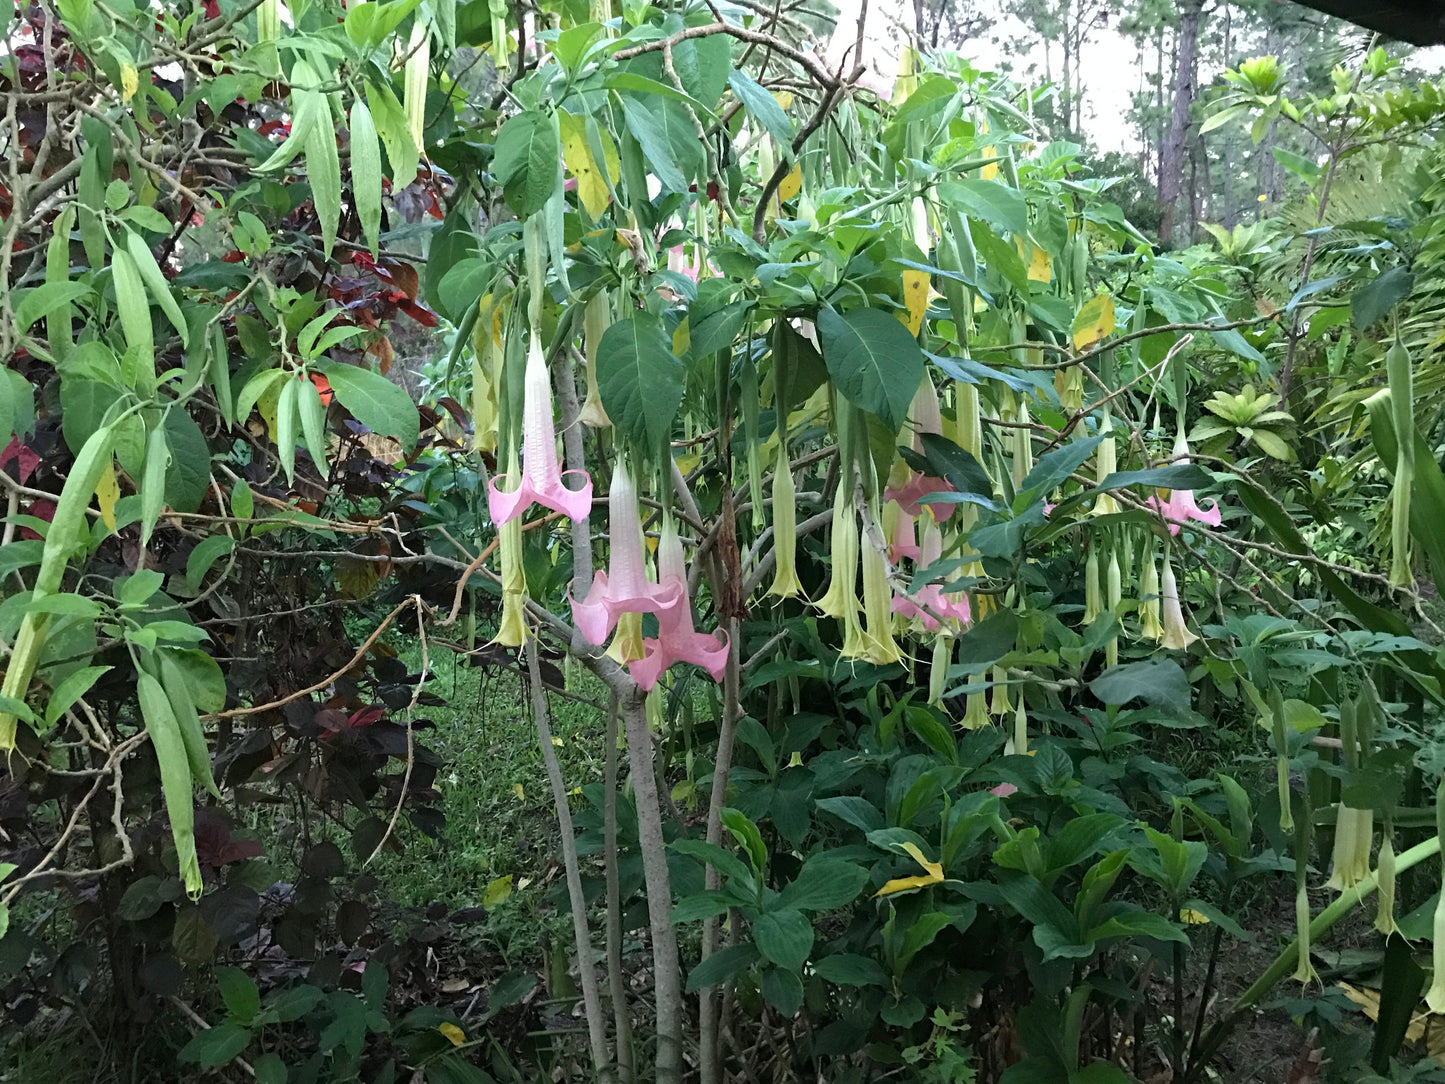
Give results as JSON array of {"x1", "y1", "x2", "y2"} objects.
[
  {"x1": 1374, "y1": 828, "x2": 1398, "y2": 936},
  {"x1": 856, "y1": 538, "x2": 903, "y2": 665},
  {"x1": 1105, "y1": 549, "x2": 1121, "y2": 668},
  {"x1": 571, "y1": 459, "x2": 681, "y2": 647},
  {"x1": 1325, "y1": 805, "x2": 1373, "y2": 892},
  {"x1": 990, "y1": 666, "x2": 1011, "y2": 717},
  {"x1": 489, "y1": 328, "x2": 593, "y2": 525},
  {"x1": 956, "y1": 381, "x2": 983, "y2": 461},
  {"x1": 1292, "y1": 883, "x2": 1318, "y2": 986},
  {"x1": 1159, "y1": 559, "x2": 1199, "y2": 650},
  {"x1": 817, "y1": 481, "x2": 860, "y2": 622},
  {"x1": 579, "y1": 292, "x2": 611, "y2": 429},
  {"x1": 1139, "y1": 544, "x2": 1164, "y2": 641},
  {"x1": 769, "y1": 441, "x2": 802, "y2": 599},
  {"x1": 1083, "y1": 547, "x2": 1102, "y2": 624},
  {"x1": 927, "y1": 636, "x2": 951, "y2": 706},
  {"x1": 1011, "y1": 397, "x2": 1032, "y2": 491},
  {"x1": 1008, "y1": 699, "x2": 1027, "y2": 756},
  {"x1": 1054, "y1": 365, "x2": 1084, "y2": 412},
  {"x1": 494, "y1": 511, "x2": 528, "y2": 647},
  {"x1": 962, "y1": 682, "x2": 990, "y2": 730},
  {"x1": 257, "y1": 0, "x2": 280, "y2": 42},
  {"x1": 1428, "y1": 777, "x2": 1445, "y2": 1012},
  {"x1": 471, "y1": 298, "x2": 501, "y2": 454},
  {"x1": 404, "y1": 21, "x2": 429, "y2": 152},
  {"x1": 1093, "y1": 412, "x2": 1119, "y2": 516}
]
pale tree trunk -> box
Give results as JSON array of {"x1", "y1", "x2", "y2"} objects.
[{"x1": 1157, "y1": 0, "x2": 1204, "y2": 246}]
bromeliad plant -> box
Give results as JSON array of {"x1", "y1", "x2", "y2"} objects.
[{"x1": 4, "y1": 2, "x2": 1445, "y2": 1081}]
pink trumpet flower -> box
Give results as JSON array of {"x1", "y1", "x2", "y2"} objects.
[
  {"x1": 887, "y1": 502, "x2": 921, "y2": 562},
  {"x1": 666, "y1": 245, "x2": 700, "y2": 284},
  {"x1": 884, "y1": 377, "x2": 955, "y2": 520},
  {"x1": 571, "y1": 460, "x2": 682, "y2": 647},
  {"x1": 488, "y1": 329, "x2": 593, "y2": 525},
  {"x1": 1146, "y1": 433, "x2": 1222, "y2": 536},
  {"x1": 891, "y1": 518, "x2": 971, "y2": 631},
  {"x1": 628, "y1": 516, "x2": 729, "y2": 690}
]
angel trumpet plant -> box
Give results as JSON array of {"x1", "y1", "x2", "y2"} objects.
[
  {"x1": 892, "y1": 516, "x2": 970, "y2": 631},
  {"x1": 571, "y1": 459, "x2": 681, "y2": 649},
  {"x1": 489, "y1": 328, "x2": 593, "y2": 525},
  {"x1": 629, "y1": 516, "x2": 728, "y2": 690}
]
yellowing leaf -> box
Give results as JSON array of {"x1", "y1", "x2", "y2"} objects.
[
  {"x1": 874, "y1": 841, "x2": 944, "y2": 897},
  {"x1": 1180, "y1": 908, "x2": 1210, "y2": 925},
  {"x1": 776, "y1": 164, "x2": 802, "y2": 204},
  {"x1": 512, "y1": 782, "x2": 525, "y2": 801},
  {"x1": 980, "y1": 146, "x2": 998, "y2": 180},
  {"x1": 1028, "y1": 246, "x2": 1052, "y2": 283},
  {"x1": 437, "y1": 1022, "x2": 466, "y2": 1046},
  {"x1": 558, "y1": 109, "x2": 619, "y2": 220},
  {"x1": 483, "y1": 874, "x2": 513, "y2": 908},
  {"x1": 672, "y1": 317, "x2": 690, "y2": 357},
  {"x1": 675, "y1": 452, "x2": 701, "y2": 477},
  {"x1": 900, "y1": 268, "x2": 929, "y2": 335},
  {"x1": 95, "y1": 458, "x2": 119, "y2": 531},
  {"x1": 550, "y1": 735, "x2": 563, "y2": 747},
  {"x1": 773, "y1": 91, "x2": 793, "y2": 111},
  {"x1": 120, "y1": 64, "x2": 138, "y2": 103},
  {"x1": 1071, "y1": 293, "x2": 1116, "y2": 351}
]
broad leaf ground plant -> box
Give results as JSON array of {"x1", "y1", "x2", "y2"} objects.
[{"x1": 0, "y1": 0, "x2": 1443, "y2": 1079}]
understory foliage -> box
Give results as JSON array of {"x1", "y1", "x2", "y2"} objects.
[{"x1": 2, "y1": 0, "x2": 1445, "y2": 1080}]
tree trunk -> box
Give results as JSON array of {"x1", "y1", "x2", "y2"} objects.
[
  {"x1": 1157, "y1": 0, "x2": 1204, "y2": 246},
  {"x1": 622, "y1": 689, "x2": 683, "y2": 1084}
]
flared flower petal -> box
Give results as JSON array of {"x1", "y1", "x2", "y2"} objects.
[
  {"x1": 629, "y1": 515, "x2": 729, "y2": 689},
  {"x1": 488, "y1": 329, "x2": 593, "y2": 524},
  {"x1": 570, "y1": 460, "x2": 680, "y2": 647},
  {"x1": 1146, "y1": 432, "x2": 1223, "y2": 536}
]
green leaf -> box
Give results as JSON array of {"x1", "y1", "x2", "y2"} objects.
[
  {"x1": 304, "y1": 96, "x2": 342, "y2": 257},
  {"x1": 669, "y1": 838, "x2": 756, "y2": 893},
  {"x1": 140, "y1": 424, "x2": 169, "y2": 547},
  {"x1": 111, "y1": 248, "x2": 154, "y2": 365},
  {"x1": 14, "y1": 282, "x2": 91, "y2": 335},
  {"x1": 1086, "y1": 908, "x2": 1189, "y2": 946},
  {"x1": 216, "y1": 965, "x2": 262, "y2": 1025},
  {"x1": 136, "y1": 671, "x2": 202, "y2": 898},
  {"x1": 760, "y1": 966, "x2": 804, "y2": 1015},
  {"x1": 125, "y1": 231, "x2": 188, "y2": 346},
  {"x1": 252, "y1": 1053, "x2": 288, "y2": 1084},
  {"x1": 777, "y1": 857, "x2": 868, "y2": 913},
  {"x1": 752, "y1": 908, "x2": 813, "y2": 970},
  {"x1": 186, "y1": 535, "x2": 236, "y2": 589},
  {"x1": 596, "y1": 312, "x2": 684, "y2": 451},
  {"x1": 1096, "y1": 465, "x2": 1214, "y2": 492},
  {"x1": 297, "y1": 376, "x2": 328, "y2": 471},
  {"x1": 349, "y1": 99, "x2": 383, "y2": 257},
  {"x1": 317, "y1": 363, "x2": 418, "y2": 452},
  {"x1": 493, "y1": 110, "x2": 560, "y2": 218},
  {"x1": 365, "y1": 80, "x2": 419, "y2": 191},
  {"x1": 727, "y1": 69, "x2": 792, "y2": 156},
  {"x1": 43, "y1": 665, "x2": 111, "y2": 727},
  {"x1": 948, "y1": 610, "x2": 1020, "y2": 674},
  {"x1": 276, "y1": 375, "x2": 299, "y2": 484},
  {"x1": 817, "y1": 307, "x2": 924, "y2": 430},
  {"x1": 721, "y1": 808, "x2": 768, "y2": 873},
  {"x1": 938, "y1": 179, "x2": 1029, "y2": 238},
  {"x1": 163, "y1": 409, "x2": 211, "y2": 513},
  {"x1": 619, "y1": 96, "x2": 696, "y2": 194},
  {"x1": 812, "y1": 953, "x2": 886, "y2": 987},
  {"x1": 1088, "y1": 659, "x2": 1190, "y2": 714},
  {"x1": 1352, "y1": 266, "x2": 1414, "y2": 330},
  {"x1": 156, "y1": 651, "x2": 220, "y2": 797},
  {"x1": 1017, "y1": 435, "x2": 1104, "y2": 508},
  {"x1": 685, "y1": 943, "x2": 759, "y2": 992},
  {"x1": 178, "y1": 1021, "x2": 253, "y2": 1067}
]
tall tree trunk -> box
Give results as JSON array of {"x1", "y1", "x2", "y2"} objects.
[{"x1": 1157, "y1": 0, "x2": 1203, "y2": 246}]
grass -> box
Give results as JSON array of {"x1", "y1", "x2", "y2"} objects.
[{"x1": 362, "y1": 624, "x2": 615, "y2": 956}]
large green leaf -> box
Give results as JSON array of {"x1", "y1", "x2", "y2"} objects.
[
  {"x1": 776, "y1": 857, "x2": 867, "y2": 913},
  {"x1": 817, "y1": 308, "x2": 923, "y2": 430},
  {"x1": 728, "y1": 69, "x2": 792, "y2": 155},
  {"x1": 938, "y1": 179, "x2": 1029, "y2": 238},
  {"x1": 493, "y1": 110, "x2": 560, "y2": 217},
  {"x1": 1089, "y1": 659, "x2": 1190, "y2": 714},
  {"x1": 317, "y1": 362, "x2": 419, "y2": 452},
  {"x1": 752, "y1": 908, "x2": 814, "y2": 970},
  {"x1": 596, "y1": 312, "x2": 684, "y2": 450}
]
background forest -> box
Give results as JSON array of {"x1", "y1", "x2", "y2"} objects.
[{"x1": 3, "y1": 0, "x2": 1445, "y2": 1081}]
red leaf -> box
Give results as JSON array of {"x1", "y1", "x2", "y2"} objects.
[
  {"x1": 0, "y1": 438, "x2": 40, "y2": 485},
  {"x1": 396, "y1": 298, "x2": 439, "y2": 327}
]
